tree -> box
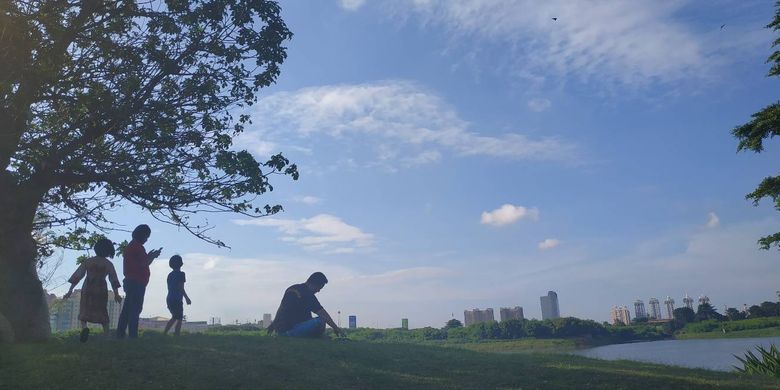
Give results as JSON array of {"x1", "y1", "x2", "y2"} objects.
[
  {"x1": 0, "y1": 0, "x2": 296, "y2": 341},
  {"x1": 443, "y1": 318, "x2": 463, "y2": 329},
  {"x1": 726, "y1": 307, "x2": 746, "y2": 321},
  {"x1": 732, "y1": 2, "x2": 780, "y2": 250},
  {"x1": 695, "y1": 303, "x2": 723, "y2": 322},
  {"x1": 673, "y1": 307, "x2": 695, "y2": 324}
]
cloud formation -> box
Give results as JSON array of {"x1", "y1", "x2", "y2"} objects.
[
  {"x1": 234, "y1": 214, "x2": 374, "y2": 253},
  {"x1": 340, "y1": 0, "x2": 365, "y2": 11},
  {"x1": 706, "y1": 212, "x2": 720, "y2": 228},
  {"x1": 398, "y1": 1, "x2": 708, "y2": 87},
  {"x1": 528, "y1": 98, "x2": 552, "y2": 112},
  {"x1": 293, "y1": 196, "x2": 322, "y2": 205},
  {"x1": 480, "y1": 204, "x2": 539, "y2": 227},
  {"x1": 238, "y1": 82, "x2": 577, "y2": 168},
  {"x1": 538, "y1": 238, "x2": 560, "y2": 250}
]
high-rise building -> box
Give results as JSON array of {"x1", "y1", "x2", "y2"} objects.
[
  {"x1": 648, "y1": 298, "x2": 661, "y2": 320},
  {"x1": 610, "y1": 306, "x2": 631, "y2": 325},
  {"x1": 401, "y1": 318, "x2": 409, "y2": 330},
  {"x1": 683, "y1": 294, "x2": 694, "y2": 310},
  {"x1": 261, "y1": 313, "x2": 272, "y2": 329},
  {"x1": 499, "y1": 306, "x2": 524, "y2": 322},
  {"x1": 664, "y1": 297, "x2": 675, "y2": 320},
  {"x1": 633, "y1": 300, "x2": 647, "y2": 319},
  {"x1": 348, "y1": 315, "x2": 357, "y2": 329},
  {"x1": 463, "y1": 308, "x2": 495, "y2": 326},
  {"x1": 540, "y1": 291, "x2": 560, "y2": 320}
]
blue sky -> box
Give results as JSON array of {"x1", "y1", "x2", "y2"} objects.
[{"x1": 50, "y1": 0, "x2": 780, "y2": 328}]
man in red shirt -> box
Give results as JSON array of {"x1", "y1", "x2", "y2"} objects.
[{"x1": 116, "y1": 224, "x2": 162, "y2": 339}]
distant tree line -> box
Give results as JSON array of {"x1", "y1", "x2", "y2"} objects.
[
  {"x1": 344, "y1": 317, "x2": 666, "y2": 343},
  {"x1": 663, "y1": 301, "x2": 780, "y2": 333}
]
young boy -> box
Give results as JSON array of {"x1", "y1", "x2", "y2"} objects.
[{"x1": 164, "y1": 255, "x2": 191, "y2": 336}]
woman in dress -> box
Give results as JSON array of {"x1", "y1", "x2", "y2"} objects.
[{"x1": 64, "y1": 238, "x2": 122, "y2": 342}]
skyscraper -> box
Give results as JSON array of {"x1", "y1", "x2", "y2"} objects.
[
  {"x1": 633, "y1": 299, "x2": 647, "y2": 319},
  {"x1": 499, "y1": 306, "x2": 524, "y2": 321},
  {"x1": 262, "y1": 313, "x2": 272, "y2": 329},
  {"x1": 610, "y1": 306, "x2": 631, "y2": 325},
  {"x1": 663, "y1": 297, "x2": 675, "y2": 320},
  {"x1": 540, "y1": 291, "x2": 560, "y2": 320},
  {"x1": 683, "y1": 294, "x2": 694, "y2": 310},
  {"x1": 401, "y1": 318, "x2": 409, "y2": 329},
  {"x1": 648, "y1": 298, "x2": 661, "y2": 320},
  {"x1": 463, "y1": 308, "x2": 495, "y2": 326},
  {"x1": 348, "y1": 315, "x2": 357, "y2": 329}
]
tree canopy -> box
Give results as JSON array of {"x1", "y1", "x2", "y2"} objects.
[
  {"x1": 1, "y1": 0, "x2": 297, "y2": 249},
  {"x1": 0, "y1": 0, "x2": 296, "y2": 341},
  {"x1": 732, "y1": 1, "x2": 780, "y2": 249}
]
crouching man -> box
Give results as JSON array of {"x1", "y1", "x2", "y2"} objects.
[{"x1": 268, "y1": 272, "x2": 345, "y2": 338}]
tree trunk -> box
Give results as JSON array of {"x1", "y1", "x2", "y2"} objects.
[{"x1": 0, "y1": 180, "x2": 50, "y2": 342}]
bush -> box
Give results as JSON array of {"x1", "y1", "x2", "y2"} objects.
[{"x1": 735, "y1": 344, "x2": 780, "y2": 377}]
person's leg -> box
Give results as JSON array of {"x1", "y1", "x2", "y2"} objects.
[
  {"x1": 101, "y1": 322, "x2": 110, "y2": 339},
  {"x1": 128, "y1": 283, "x2": 146, "y2": 338},
  {"x1": 284, "y1": 317, "x2": 325, "y2": 338},
  {"x1": 164, "y1": 318, "x2": 176, "y2": 335},
  {"x1": 174, "y1": 319, "x2": 182, "y2": 336},
  {"x1": 116, "y1": 279, "x2": 135, "y2": 339},
  {"x1": 80, "y1": 321, "x2": 89, "y2": 343}
]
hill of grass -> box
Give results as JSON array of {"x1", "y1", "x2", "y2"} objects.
[{"x1": 1, "y1": 333, "x2": 778, "y2": 389}]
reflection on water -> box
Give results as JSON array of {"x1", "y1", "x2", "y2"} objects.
[{"x1": 574, "y1": 337, "x2": 780, "y2": 371}]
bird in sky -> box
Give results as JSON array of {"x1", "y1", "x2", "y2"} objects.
[
  {"x1": 552, "y1": 17, "x2": 558, "y2": 21},
  {"x1": 720, "y1": 24, "x2": 726, "y2": 29}
]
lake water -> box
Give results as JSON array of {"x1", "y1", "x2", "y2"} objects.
[{"x1": 574, "y1": 337, "x2": 780, "y2": 371}]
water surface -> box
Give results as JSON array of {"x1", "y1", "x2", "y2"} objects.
[{"x1": 574, "y1": 337, "x2": 780, "y2": 371}]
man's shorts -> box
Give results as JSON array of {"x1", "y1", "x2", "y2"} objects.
[
  {"x1": 283, "y1": 317, "x2": 325, "y2": 338},
  {"x1": 167, "y1": 299, "x2": 184, "y2": 320}
]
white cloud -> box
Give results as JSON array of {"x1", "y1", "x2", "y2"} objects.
[
  {"x1": 398, "y1": 1, "x2": 709, "y2": 87},
  {"x1": 706, "y1": 212, "x2": 720, "y2": 228},
  {"x1": 233, "y1": 214, "x2": 374, "y2": 253},
  {"x1": 340, "y1": 0, "x2": 365, "y2": 11},
  {"x1": 538, "y1": 238, "x2": 560, "y2": 250},
  {"x1": 239, "y1": 81, "x2": 577, "y2": 168},
  {"x1": 480, "y1": 204, "x2": 539, "y2": 227},
  {"x1": 528, "y1": 98, "x2": 551, "y2": 112},
  {"x1": 293, "y1": 196, "x2": 322, "y2": 205}
]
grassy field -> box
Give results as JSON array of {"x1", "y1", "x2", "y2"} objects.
[
  {"x1": 676, "y1": 326, "x2": 780, "y2": 340},
  {"x1": 2, "y1": 333, "x2": 779, "y2": 389}
]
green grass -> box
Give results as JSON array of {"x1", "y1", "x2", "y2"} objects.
[
  {"x1": 677, "y1": 326, "x2": 780, "y2": 340},
  {"x1": 1, "y1": 333, "x2": 779, "y2": 389}
]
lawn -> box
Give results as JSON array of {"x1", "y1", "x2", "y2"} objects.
[
  {"x1": 677, "y1": 327, "x2": 780, "y2": 340},
  {"x1": 1, "y1": 333, "x2": 778, "y2": 389}
]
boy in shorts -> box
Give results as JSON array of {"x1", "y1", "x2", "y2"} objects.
[{"x1": 164, "y1": 255, "x2": 191, "y2": 336}]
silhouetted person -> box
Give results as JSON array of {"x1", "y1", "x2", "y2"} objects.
[
  {"x1": 64, "y1": 238, "x2": 122, "y2": 342},
  {"x1": 116, "y1": 224, "x2": 162, "y2": 339},
  {"x1": 267, "y1": 272, "x2": 345, "y2": 338},
  {"x1": 164, "y1": 255, "x2": 191, "y2": 336}
]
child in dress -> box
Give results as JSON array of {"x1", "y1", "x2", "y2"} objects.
[
  {"x1": 64, "y1": 238, "x2": 122, "y2": 342},
  {"x1": 164, "y1": 255, "x2": 191, "y2": 336}
]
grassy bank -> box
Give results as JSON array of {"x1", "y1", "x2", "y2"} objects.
[
  {"x1": 1, "y1": 333, "x2": 779, "y2": 389},
  {"x1": 677, "y1": 326, "x2": 780, "y2": 340}
]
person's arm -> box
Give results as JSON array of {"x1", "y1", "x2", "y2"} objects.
[
  {"x1": 145, "y1": 248, "x2": 162, "y2": 266},
  {"x1": 181, "y1": 282, "x2": 191, "y2": 305},
  {"x1": 63, "y1": 264, "x2": 86, "y2": 299},
  {"x1": 315, "y1": 308, "x2": 344, "y2": 337},
  {"x1": 108, "y1": 262, "x2": 122, "y2": 303}
]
